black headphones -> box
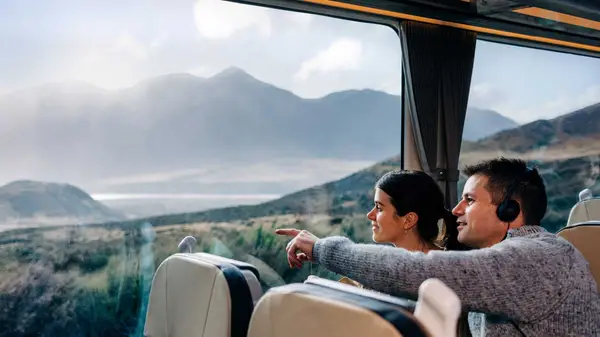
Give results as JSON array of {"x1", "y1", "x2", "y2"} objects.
[{"x1": 496, "y1": 167, "x2": 534, "y2": 223}]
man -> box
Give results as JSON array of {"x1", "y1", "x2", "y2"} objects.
[{"x1": 276, "y1": 157, "x2": 599, "y2": 336}]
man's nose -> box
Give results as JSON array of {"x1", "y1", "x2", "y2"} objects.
[{"x1": 452, "y1": 201, "x2": 464, "y2": 216}]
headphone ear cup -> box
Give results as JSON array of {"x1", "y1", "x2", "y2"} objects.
[{"x1": 497, "y1": 199, "x2": 520, "y2": 223}]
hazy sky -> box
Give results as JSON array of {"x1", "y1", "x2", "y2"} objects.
[{"x1": 1, "y1": 0, "x2": 599, "y2": 123}]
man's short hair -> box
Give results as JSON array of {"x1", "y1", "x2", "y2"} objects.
[{"x1": 462, "y1": 157, "x2": 548, "y2": 225}]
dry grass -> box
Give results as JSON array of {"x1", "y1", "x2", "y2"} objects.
[
  {"x1": 41, "y1": 226, "x2": 124, "y2": 242},
  {"x1": 154, "y1": 221, "x2": 243, "y2": 233},
  {"x1": 76, "y1": 269, "x2": 109, "y2": 290}
]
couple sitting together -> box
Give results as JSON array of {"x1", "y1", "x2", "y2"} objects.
[{"x1": 275, "y1": 157, "x2": 600, "y2": 337}]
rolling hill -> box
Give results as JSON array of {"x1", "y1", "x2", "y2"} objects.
[
  {"x1": 0, "y1": 180, "x2": 124, "y2": 227},
  {"x1": 463, "y1": 102, "x2": 600, "y2": 154}
]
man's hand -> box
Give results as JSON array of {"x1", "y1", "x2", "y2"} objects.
[{"x1": 275, "y1": 228, "x2": 319, "y2": 268}]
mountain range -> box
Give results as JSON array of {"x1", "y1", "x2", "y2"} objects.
[
  {"x1": 5, "y1": 68, "x2": 596, "y2": 231},
  {"x1": 0, "y1": 68, "x2": 517, "y2": 195},
  {"x1": 463, "y1": 102, "x2": 600, "y2": 156},
  {"x1": 0, "y1": 100, "x2": 597, "y2": 231}
]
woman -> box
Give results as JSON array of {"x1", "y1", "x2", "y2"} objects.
[
  {"x1": 365, "y1": 169, "x2": 468, "y2": 253},
  {"x1": 319, "y1": 170, "x2": 468, "y2": 287},
  {"x1": 278, "y1": 169, "x2": 467, "y2": 266}
]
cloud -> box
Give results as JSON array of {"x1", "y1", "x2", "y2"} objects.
[
  {"x1": 187, "y1": 64, "x2": 223, "y2": 78},
  {"x1": 186, "y1": 158, "x2": 374, "y2": 184},
  {"x1": 115, "y1": 33, "x2": 148, "y2": 60},
  {"x1": 377, "y1": 78, "x2": 401, "y2": 95},
  {"x1": 285, "y1": 11, "x2": 313, "y2": 31},
  {"x1": 509, "y1": 84, "x2": 600, "y2": 123},
  {"x1": 96, "y1": 168, "x2": 215, "y2": 186},
  {"x1": 93, "y1": 158, "x2": 375, "y2": 186},
  {"x1": 468, "y1": 82, "x2": 600, "y2": 123},
  {"x1": 51, "y1": 32, "x2": 152, "y2": 90},
  {"x1": 468, "y1": 82, "x2": 507, "y2": 109},
  {"x1": 150, "y1": 32, "x2": 169, "y2": 49},
  {"x1": 294, "y1": 38, "x2": 363, "y2": 81},
  {"x1": 194, "y1": 0, "x2": 271, "y2": 40}
]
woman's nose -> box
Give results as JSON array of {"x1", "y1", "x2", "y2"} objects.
[{"x1": 366, "y1": 208, "x2": 376, "y2": 220}]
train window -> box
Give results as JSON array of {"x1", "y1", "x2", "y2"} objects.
[
  {"x1": 0, "y1": 0, "x2": 401, "y2": 335},
  {"x1": 460, "y1": 40, "x2": 600, "y2": 232}
]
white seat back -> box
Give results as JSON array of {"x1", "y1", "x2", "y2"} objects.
[
  {"x1": 567, "y1": 188, "x2": 600, "y2": 225},
  {"x1": 247, "y1": 276, "x2": 436, "y2": 337},
  {"x1": 144, "y1": 253, "x2": 262, "y2": 337},
  {"x1": 413, "y1": 278, "x2": 462, "y2": 337},
  {"x1": 557, "y1": 221, "x2": 600, "y2": 291}
]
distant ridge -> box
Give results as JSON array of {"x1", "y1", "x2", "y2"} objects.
[{"x1": 0, "y1": 180, "x2": 124, "y2": 225}]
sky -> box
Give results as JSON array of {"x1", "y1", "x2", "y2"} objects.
[{"x1": 0, "y1": 0, "x2": 599, "y2": 124}]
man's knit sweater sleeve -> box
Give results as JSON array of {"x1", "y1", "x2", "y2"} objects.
[{"x1": 312, "y1": 234, "x2": 570, "y2": 322}]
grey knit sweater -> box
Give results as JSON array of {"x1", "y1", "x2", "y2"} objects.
[{"x1": 312, "y1": 225, "x2": 600, "y2": 336}]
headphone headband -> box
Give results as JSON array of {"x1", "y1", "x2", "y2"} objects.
[
  {"x1": 496, "y1": 167, "x2": 534, "y2": 223},
  {"x1": 503, "y1": 167, "x2": 533, "y2": 201}
]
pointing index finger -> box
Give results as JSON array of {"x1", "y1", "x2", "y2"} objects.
[{"x1": 275, "y1": 228, "x2": 301, "y2": 237}]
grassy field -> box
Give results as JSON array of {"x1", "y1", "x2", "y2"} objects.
[
  {"x1": 0, "y1": 212, "x2": 373, "y2": 337},
  {"x1": 1, "y1": 152, "x2": 599, "y2": 336}
]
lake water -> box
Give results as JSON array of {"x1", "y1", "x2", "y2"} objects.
[
  {"x1": 91, "y1": 193, "x2": 282, "y2": 218},
  {"x1": 91, "y1": 193, "x2": 281, "y2": 201}
]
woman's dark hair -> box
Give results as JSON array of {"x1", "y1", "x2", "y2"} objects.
[{"x1": 375, "y1": 170, "x2": 470, "y2": 251}]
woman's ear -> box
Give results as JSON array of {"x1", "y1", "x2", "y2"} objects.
[{"x1": 403, "y1": 212, "x2": 419, "y2": 230}]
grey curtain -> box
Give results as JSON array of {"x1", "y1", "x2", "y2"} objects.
[
  {"x1": 439, "y1": 27, "x2": 477, "y2": 207},
  {"x1": 400, "y1": 22, "x2": 440, "y2": 175},
  {"x1": 400, "y1": 21, "x2": 477, "y2": 208}
]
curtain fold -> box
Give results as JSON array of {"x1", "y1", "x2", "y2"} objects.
[
  {"x1": 400, "y1": 21, "x2": 477, "y2": 208},
  {"x1": 400, "y1": 22, "x2": 441, "y2": 174}
]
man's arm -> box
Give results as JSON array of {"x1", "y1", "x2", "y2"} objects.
[{"x1": 312, "y1": 235, "x2": 571, "y2": 322}]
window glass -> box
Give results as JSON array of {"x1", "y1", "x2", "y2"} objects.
[
  {"x1": 0, "y1": 0, "x2": 402, "y2": 335},
  {"x1": 460, "y1": 40, "x2": 600, "y2": 232}
]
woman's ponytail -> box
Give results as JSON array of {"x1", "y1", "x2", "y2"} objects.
[{"x1": 440, "y1": 208, "x2": 471, "y2": 251}]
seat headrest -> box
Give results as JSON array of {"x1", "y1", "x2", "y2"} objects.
[
  {"x1": 144, "y1": 253, "x2": 262, "y2": 337},
  {"x1": 248, "y1": 276, "x2": 429, "y2": 337},
  {"x1": 567, "y1": 189, "x2": 600, "y2": 226},
  {"x1": 557, "y1": 222, "x2": 600, "y2": 291},
  {"x1": 192, "y1": 253, "x2": 263, "y2": 302}
]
